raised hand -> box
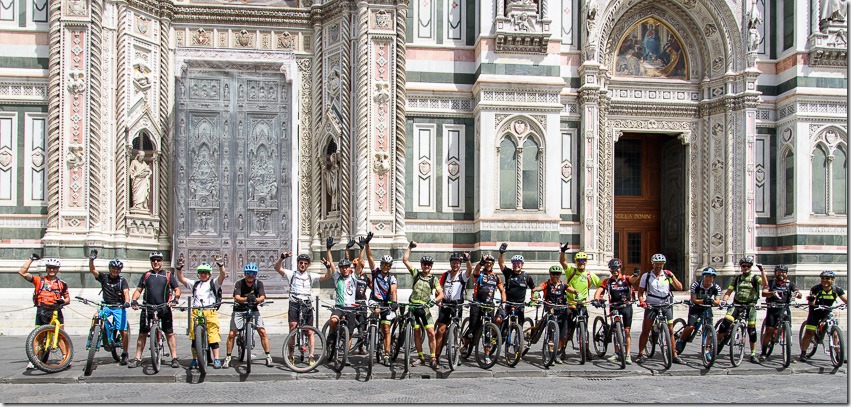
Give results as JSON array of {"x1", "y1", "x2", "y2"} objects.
[
  {"x1": 409, "y1": 241, "x2": 418, "y2": 249},
  {"x1": 214, "y1": 255, "x2": 224, "y2": 267},
  {"x1": 326, "y1": 236, "x2": 334, "y2": 250},
  {"x1": 177, "y1": 257, "x2": 185, "y2": 270},
  {"x1": 347, "y1": 239, "x2": 356, "y2": 249},
  {"x1": 88, "y1": 249, "x2": 98, "y2": 260},
  {"x1": 498, "y1": 243, "x2": 508, "y2": 254},
  {"x1": 280, "y1": 251, "x2": 292, "y2": 260},
  {"x1": 357, "y1": 236, "x2": 366, "y2": 249},
  {"x1": 560, "y1": 242, "x2": 569, "y2": 253},
  {"x1": 462, "y1": 252, "x2": 469, "y2": 262},
  {"x1": 321, "y1": 258, "x2": 331, "y2": 268},
  {"x1": 30, "y1": 253, "x2": 41, "y2": 261},
  {"x1": 364, "y1": 231, "x2": 374, "y2": 245}
]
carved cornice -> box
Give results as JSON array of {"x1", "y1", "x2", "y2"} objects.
[
  {"x1": 808, "y1": 25, "x2": 848, "y2": 67},
  {"x1": 494, "y1": 33, "x2": 552, "y2": 54},
  {"x1": 171, "y1": 5, "x2": 310, "y2": 26},
  {"x1": 174, "y1": 48, "x2": 296, "y2": 80},
  {"x1": 0, "y1": 80, "x2": 48, "y2": 104},
  {"x1": 607, "y1": 101, "x2": 699, "y2": 118}
]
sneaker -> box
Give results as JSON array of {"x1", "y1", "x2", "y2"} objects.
[
  {"x1": 430, "y1": 358, "x2": 440, "y2": 369},
  {"x1": 608, "y1": 354, "x2": 621, "y2": 363},
  {"x1": 171, "y1": 358, "x2": 180, "y2": 368},
  {"x1": 382, "y1": 355, "x2": 391, "y2": 366},
  {"x1": 484, "y1": 356, "x2": 492, "y2": 365},
  {"x1": 266, "y1": 355, "x2": 274, "y2": 367},
  {"x1": 190, "y1": 359, "x2": 198, "y2": 369},
  {"x1": 222, "y1": 357, "x2": 231, "y2": 368},
  {"x1": 287, "y1": 355, "x2": 295, "y2": 365},
  {"x1": 553, "y1": 356, "x2": 563, "y2": 364},
  {"x1": 758, "y1": 354, "x2": 767, "y2": 363},
  {"x1": 411, "y1": 357, "x2": 424, "y2": 367},
  {"x1": 128, "y1": 358, "x2": 141, "y2": 368},
  {"x1": 119, "y1": 353, "x2": 128, "y2": 366},
  {"x1": 586, "y1": 350, "x2": 594, "y2": 360},
  {"x1": 308, "y1": 356, "x2": 316, "y2": 366},
  {"x1": 625, "y1": 354, "x2": 633, "y2": 365},
  {"x1": 799, "y1": 353, "x2": 809, "y2": 362},
  {"x1": 672, "y1": 355, "x2": 684, "y2": 364},
  {"x1": 213, "y1": 359, "x2": 222, "y2": 369},
  {"x1": 749, "y1": 354, "x2": 759, "y2": 364},
  {"x1": 634, "y1": 354, "x2": 645, "y2": 364},
  {"x1": 26, "y1": 362, "x2": 35, "y2": 370}
]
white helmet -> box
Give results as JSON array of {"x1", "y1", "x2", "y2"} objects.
[
  {"x1": 44, "y1": 258, "x2": 61, "y2": 268},
  {"x1": 651, "y1": 253, "x2": 666, "y2": 263},
  {"x1": 380, "y1": 255, "x2": 393, "y2": 265}
]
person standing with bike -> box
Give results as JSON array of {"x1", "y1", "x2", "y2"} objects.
[
  {"x1": 276, "y1": 250, "x2": 324, "y2": 365},
  {"x1": 19, "y1": 254, "x2": 70, "y2": 370},
  {"x1": 592, "y1": 258, "x2": 638, "y2": 364},
  {"x1": 464, "y1": 254, "x2": 507, "y2": 352},
  {"x1": 402, "y1": 241, "x2": 445, "y2": 368},
  {"x1": 323, "y1": 237, "x2": 360, "y2": 358},
  {"x1": 675, "y1": 267, "x2": 721, "y2": 358},
  {"x1": 716, "y1": 256, "x2": 767, "y2": 363},
  {"x1": 560, "y1": 249, "x2": 601, "y2": 361},
  {"x1": 497, "y1": 243, "x2": 535, "y2": 341},
  {"x1": 433, "y1": 252, "x2": 473, "y2": 368},
  {"x1": 531, "y1": 265, "x2": 575, "y2": 364},
  {"x1": 758, "y1": 264, "x2": 801, "y2": 362},
  {"x1": 174, "y1": 257, "x2": 227, "y2": 369},
  {"x1": 635, "y1": 253, "x2": 683, "y2": 364},
  {"x1": 363, "y1": 232, "x2": 399, "y2": 366},
  {"x1": 129, "y1": 252, "x2": 181, "y2": 369},
  {"x1": 223, "y1": 263, "x2": 273, "y2": 368},
  {"x1": 799, "y1": 270, "x2": 847, "y2": 362},
  {"x1": 87, "y1": 250, "x2": 131, "y2": 365}
]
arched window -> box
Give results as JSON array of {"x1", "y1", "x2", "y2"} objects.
[
  {"x1": 783, "y1": 150, "x2": 794, "y2": 216},
  {"x1": 522, "y1": 138, "x2": 540, "y2": 209},
  {"x1": 499, "y1": 137, "x2": 517, "y2": 209},
  {"x1": 812, "y1": 145, "x2": 828, "y2": 214},
  {"x1": 833, "y1": 146, "x2": 847, "y2": 215}
]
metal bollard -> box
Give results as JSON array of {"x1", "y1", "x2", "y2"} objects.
[{"x1": 186, "y1": 296, "x2": 193, "y2": 336}]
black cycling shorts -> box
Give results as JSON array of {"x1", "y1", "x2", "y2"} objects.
[{"x1": 140, "y1": 307, "x2": 174, "y2": 335}]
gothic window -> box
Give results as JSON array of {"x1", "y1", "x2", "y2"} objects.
[
  {"x1": 32, "y1": 0, "x2": 48, "y2": 22},
  {"x1": 0, "y1": 114, "x2": 16, "y2": 205},
  {"x1": 445, "y1": 0, "x2": 465, "y2": 43},
  {"x1": 812, "y1": 145, "x2": 828, "y2": 214},
  {"x1": 833, "y1": 146, "x2": 847, "y2": 215},
  {"x1": 521, "y1": 138, "x2": 540, "y2": 209},
  {"x1": 782, "y1": 0, "x2": 794, "y2": 51},
  {"x1": 783, "y1": 150, "x2": 794, "y2": 216},
  {"x1": 499, "y1": 133, "x2": 544, "y2": 211},
  {"x1": 24, "y1": 113, "x2": 47, "y2": 206},
  {"x1": 499, "y1": 137, "x2": 517, "y2": 209}
]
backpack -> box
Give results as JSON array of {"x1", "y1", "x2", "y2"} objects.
[
  {"x1": 141, "y1": 270, "x2": 174, "y2": 303},
  {"x1": 732, "y1": 273, "x2": 760, "y2": 303},
  {"x1": 33, "y1": 277, "x2": 67, "y2": 306},
  {"x1": 642, "y1": 270, "x2": 673, "y2": 301},
  {"x1": 193, "y1": 279, "x2": 223, "y2": 310}
]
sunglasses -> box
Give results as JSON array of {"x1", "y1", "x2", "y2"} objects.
[
  {"x1": 151, "y1": 259, "x2": 163, "y2": 262},
  {"x1": 512, "y1": 261, "x2": 523, "y2": 264},
  {"x1": 576, "y1": 259, "x2": 587, "y2": 263},
  {"x1": 821, "y1": 277, "x2": 834, "y2": 280}
]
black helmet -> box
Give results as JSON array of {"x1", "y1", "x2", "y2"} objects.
[
  {"x1": 338, "y1": 259, "x2": 352, "y2": 268},
  {"x1": 149, "y1": 252, "x2": 164, "y2": 260},
  {"x1": 608, "y1": 258, "x2": 622, "y2": 270},
  {"x1": 449, "y1": 253, "x2": 462, "y2": 262},
  {"x1": 296, "y1": 254, "x2": 311, "y2": 263},
  {"x1": 739, "y1": 256, "x2": 754, "y2": 266},
  {"x1": 420, "y1": 256, "x2": 434, "y2": 265},
  {"x1": 774, "y1": 264, "x2": 788, "y2": 273},
  {"x1": 481, "y1": 254, "x2": 495, "y2": 263}
]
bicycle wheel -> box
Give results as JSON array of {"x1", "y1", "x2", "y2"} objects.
[
  {"x1": 26, "y1": 325, "x2": 74, "y2": 373},
  {"x1": 592, "y1": 316, "x2": 609, "y2": 357},
  {"x1": 521, "y1": 317, "x2": 535, "y2": 357},
  {"x1": 331, "y1": 323, "x2": 349, "y2": 373},
  {"x1": 243, "y1": 322, "x2": 253, "y2": 374},
  {"x1": 714, "y1": 318, "x2": 727, "y2": 354},
  {"x1": 194, "y1": 324, "x2": 208, "y2": 375},
  {"x1": 389, "y1": 318, "x2": 403, "y2": 361},
  {"x1": 107, "y1": 328, "x2": 120, "y2": 362},
  {"x1": 730, "y1": 322, "x2": 746, "y2": 367},
  {"x1": 659, "y1": 322, "x2": 672, "y2": 369},
  {"x1": 402, "y1": 322, "x2": 413, "y2": 374},
  {"x1": 701, "y1": 324, "x2": 718, "y2": 369},
  {"x1": 828, "y1": 326, "x2": 845, "y2": 368},
  {"x1": 84, "y1": 323, "x2": 101, "y2": 376},
  {"x1": 447, "y1": 322, "x2": 461, "y2": 371},
  {"x1": 285, "y1": 326, "x2": 325, "y2": 373},
  {"x1": 800, "y1": 321, "x2": 818, "y2": 358},
  {"x1": 612, "y1": 320, "x2": 626, "y2": 369},
  {"x1": 459, "y1": 317, "x2": 472, "y2": 359},
  {"x1": 365, "y1": 324, "x2": 377, "y2": 379},
  {"x1": 577, "y1": 319, "x2": 588, "y2": 365},
  {"x1": 476, "y1": 322, "x2": 501, "y2": 369},
  {"x1": 321, "y1": 319, "x2": 331, "y2": 341},
  {"x1": 672, "y1": 318, "x2": 686, "y2": 344},
  {"x1": 779, "y1": 321, "x2": 791, "y2": 369},
  {"x1": 541, "y1": 319, "x2": 559, "y2": 367},
  {"x1": 504, "y1": 322, "x2": 523, "y2": 367},
  {"x1": 150, "y1": 325, "x2": 162, "y2": 373},
  {"x1": 760, "y1": 319, "x2": 774, "y2": 357},
  {"x1": 647, "y1": 329, "x2": 658, "y2": 358}
]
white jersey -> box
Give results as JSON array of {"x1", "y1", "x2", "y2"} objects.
[
  {"x1": 280, "y1": 268, "x2": 320, "y2": 300},
  {"x1": 186, "y1": 278, "x2": 217, "y2": 308}
]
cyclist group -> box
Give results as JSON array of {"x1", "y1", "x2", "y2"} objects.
[{"x1": 18, "y1": 240, "x2": 847, "y2": 372}]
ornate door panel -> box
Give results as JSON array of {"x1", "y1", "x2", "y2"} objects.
[
  {"x1": 660, "y1": 137, "x2": 686, "y2": 281},
  {"x1": 175, "y1": 67, "x2": 292, "y2": 295}
]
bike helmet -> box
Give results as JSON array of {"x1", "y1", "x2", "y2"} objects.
[
  {"x1": 574, "y1": 252, "x2": 588, "y2": 261},
  {"x1": 702, "y1": 267, "x2": 717, "y2": 276},
  {"x1": 243, "y1": 263, "x2": 259, "y2": 275},
  {"x1": 481, "y1": 254, "x2": 495, "y2": 263},
  {"x1": 296, "y1": 254, "x2": 312, "y2": 263},
  {"x1": 510, "y1": 254, "x2": 524, "y2": 263},
  {"x1": 420, "y1": 256, "x2": 434, "y2": 265},
  {"x1": 449, "y1": 253, "x2": 462, "y2": 262},
  {"x1": 548, "y1": 265, "x2": 564, "y2": 274},
  {"x1": 108, "y1": 259, "x2": 124, "y2": 269},
  {"x1": 338, "y1": 259, "x2": 352, "y2": 268},
  {"x1": 44, "y1": 258, "x2": 61, "y2": 268},
  {"x1": 380, "y1": 255, "x2": 393, "y2": 265},
  {"x1": 651, "y1": 253, "x2": 666, "y2": 263},
  {"x1": 774, "y1": 264, "x2": 789, "y2": 273},
  {"x1": 196, "y1": 263, "x2": 213, "y2": 274},
  {"x1": 738, "y1": 256, "x2": 754, "y2": 266},
  {"x1": 608, "y1": 258, "x2": 623, "y2": 270},
  {"x1": 149, "y1": 252, "x2": 164, "y2": 260},
  {"x1": 820, "y1": 270, "x2": 836, "y2": 279}
]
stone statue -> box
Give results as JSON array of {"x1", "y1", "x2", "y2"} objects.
[
  {"x1": 585, "y1": 0, "x2": 597, "y2": 40},
  {"x1": 129, "y1": 152, "x2": 152, "y2": 212},
  {"x1": 324, "y1": 151, "x2": 339, "y2": 211},
  {"x1": 747, "y1": 0, "x2": 762, "y2": 52},
  {"x1": 822, "y1": 0, "x2": 848, "y2": 22}
]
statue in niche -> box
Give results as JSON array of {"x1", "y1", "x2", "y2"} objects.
[
  {"x1": 822, "y1": 0, "x2": 848, "y2": 22},
  {"x1": 323, "y1": 141, "x2": 340, "y2": 213},
  {"x1": 129, "y1": 152, "x2": 152, "y2": 212},
  {"x1": 746, "y1": 0, "x2": 762, "y2": 52},
  {"x1": 223, "y1": 214, "x2": 229, "y2": 231},
  {"x1": 585, "y1": 0, "x2": 597, "y2": 40},
  {"x1": 238, "y1": 214, "x2": 244, "y2": 230}
]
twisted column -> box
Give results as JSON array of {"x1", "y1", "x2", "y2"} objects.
[
  {"x1": 114, "y1": 6, "x2": 128, "y2": 232},
  {"x1": 393, "y1": 0, "x2": 409, "y2": 240},
  {"x1": 340, "y1": 7, "x2": 352, "y2": 236},
  {"x1": 87, "y1": 0, "x2": 104, "y2": 230},
  {"x1": 45, "y1": 0, "x2": 62, "y2": 230},
  {"x1": 355, "y1": 0, "x2": 369, "y2": 234},
  {"x1": 157, "y1": 8, "x2": 172, "y2": 238}
]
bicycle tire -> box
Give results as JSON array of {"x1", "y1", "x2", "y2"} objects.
[
  {"x1": 26, "y1": 325, "x2": 74, "y2": 373},
  {"x1": 332, "y1": 322, "x2": 349, "y2": 373},
  {"x1": 761, "y1": 319, "x2": 774, "y2": 357},
  {"x1": 714, "y1": 318, "x2": 726, "y2": 354},
  {"x1": 403, "y1": 322, "x2": 413, "y2": 374},
  {"x1": 612, "y1": 320, "x2": 626, "y2": 369},
  {"x1": 84, "y1": 323, "x2": 101, "y2": 376},
  {"x1": 447, "y1": 322, "x2": 460, "y2": 371},
  {"x1": 476, "y1": 322, "x2": 501, "y2": 369},
  {"x1": 659, "y1": 322, "x2": 672, "y2": 370},
  {"x1": 459, "y1": 317, "x2": 472, "y2": 359},
  {"x1": 284, "y1": 326, "x2": 324, "y2": 373},
  {"x1": 647, "y1": 327, "x2": 658, "y2": 358},
  {"x1": 150, "y1": 324, "x2": 162, "y2": 373},
  {"x1": 504, "y1": 322, "x2": 523, "y2": 367},
  {"x1": 578, "y1": 319, "x2": 588, "y2": 365},
  {"x1": 828, "y1": 326, "x2": 845, "y2": 368},
  {"x1": 672, "y1": 318, "x2": 687, "y2": 352},
  {"x1": 521, "y1": 317, "x2": 535, "y2": 357},
  {"x1": 194, "y1": 324, "x2": 208, "y2": 375},
  {"x1": 321, "y1": 319, "x2": 331, "y2": 341},
  {"x1": 389, "y1": 318, "x2": 403, "y2": 361},
  {"x1": 592, "y1": 315, "x2": 609, "y2": 357},
  {"x1": 730, "y1": 322, "x2": 746, "y2": 367},
  {"x1": 780, "y1": 321, "x2": 791, "y2": 369},
  {"x1": 107, "y1": 328, "x2": 120, "y2": 362},
  {"x1": 541, "y1": 319, "x2": 559, "y2": 367},
  {"x1": 244, "y1": 321, "x2": 253, "y2": 374},
  {"x1": 702, "y1": 324, "x2": 718, "y2": 369},
  {"x1": 800, "y1": 321, "x2": 818, "y2": 358},
  {"x1": 366, "y1": 324, "x2": 377, "y2": 380}
]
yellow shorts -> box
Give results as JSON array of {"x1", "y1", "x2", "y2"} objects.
[{"x1": 189, "y1": 309, "x2": 221, "y2": 344}]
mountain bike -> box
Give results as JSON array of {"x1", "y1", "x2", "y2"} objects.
[
  {"x1": 322, "y1": 304, "x2": 360, "y2": 373},
  {"x1": 392, "y1": 302, "x2": 434, "y2": 374},
  {"x1": 521, "y1": 301, "x2": 542, "y2": 358},
  {"x1": 363, "y1": 303, "x2": 391, "y2": 380},
  {"x1": 25, "y1": 302, "x2": 73, "y2": 373},
  {"x1": 757, "y1": 301, "x2": 798, "y2": 368},
  {"x1": 76, "y1": 297, "x2": 128, "y2": 376},
  {"x1": 642, "y1": 300, "x2": 676, "y2": 369},
  {"x1": 176, "y1": 300, "x2": 231, "y2": 375},
  {"x1": 535, "y1": 301, "x2": 570, "y2": 367},
  {"x1": 671, "y1": 301, "x2": 718, "y2": 368},
  {"x1": 283, "y1": 298, "x2": 326, "y2": 373},
  {"x1": 715, "y1": 303, "x2": 753, "y2": 367},
  {"x1": 235, "y1": 301, "x2": 272, "y2": 374},
  {"x1": 593, "y1": 300, "x2": 635, "y2": 369},
  {"x1": 501, "y1": 301, "x2": 528, "y2": 367},
  {"x1": 799, "y1": 304, "x2": 847, "y2": 368},
  {"x1": 461, "y1": 302, "x2": 502, "y2": 369},
  {"x1": 439, "y1": 302, "x2": 468, "y2": 371},
  {"x1": 571, "y1": 302, "x2": 591, "y2": 365},
  {"x1": 140, "y1": 302, "x2": 172, "y2": 373}
]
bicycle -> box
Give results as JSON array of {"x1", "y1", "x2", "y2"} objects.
[
  {"x1": 25, "y1": 302, "x2": 74, "y2": 373},
  {"x1": 76, "y1": 296, "x2": 128, "y2": 376},
  {"x1": 592, "y1": 300, "x2": 635, "y2": 369},
  {"x1": 757, "y1": 301, "x2": 798, "y2": 368},
  {"x1": 438, "y1": 302, "x2": 469, "y2": 371},
  {"x1": 799, "y1": 304, "x2": 847, "y2": 368},
  {"x1": 715, "y1": 302, "x2": 754, "y2": 367},
  {"x1": 391, "y1": 302, "x2": 434, "y2": 374},
  {"x1": 322, "y1": 304, "x2": 360, "y2": 373},
  {"x1": 283, "y1": 298, "x2": 326, "y2": 373},
  {"x1": 571, "y1": 301, "x2": 591, "y2": 365},
  {"x1": 671, "y1": 301, "x2": 718, "y2": 369},
  {"x1": 533, "y1": 301, "x2": 570, "y2": 367},
  {"x1": 363, "y1": 303, "x2": 391, "y2": 380},
  {"x1": 139, "y1": 302, "x2": 172, "y2": 373},
  {"x1": 641, "y1": 300, "x2": 677, "y2": 369},
  {"x1": 461, "y1": 301, "x2": 502, "y2": 369},
  {"x1": 176, "y1": 300, "x2": 231, "y2": 375},
  {"x1": 234, "y1": 300, "x2": 272, "y2": 375},
  {"x1": 501, "y1": 301, "x2": 530, "y2": 367}
]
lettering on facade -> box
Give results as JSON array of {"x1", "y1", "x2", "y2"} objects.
[{"x1": 613, "y1": 213, "x2": 657, "y2": 220}]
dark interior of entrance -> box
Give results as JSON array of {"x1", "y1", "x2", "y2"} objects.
[{"x1": 613, "y1": 133, "x2": 686, "y2": 281}]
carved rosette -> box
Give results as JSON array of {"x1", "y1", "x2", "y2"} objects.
[{"x1": 372, "y1": 41, "x2": 392, "y2": 215}]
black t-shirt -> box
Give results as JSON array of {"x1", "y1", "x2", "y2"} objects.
[
  {"x1": 766, "y1": 279, "x2": 798, "y2": 304},
  {"x1": 96, "y1": 272, "x2": 129, "y2": 304},
  {"x1": 355, "y1": 272, "x2": 372, "y2": 301},
  {"x1": 474, "y1": 272, "x2": 501, "y2": 303},
  {"x1": 541, "y1": 280, "x2": 567, "y2": 305},
  {"x1": 502, "y1": 267, "x2": 534, "y2": 303},
  {"x1": 602, "y1": 276, "x2": 633, "y2": 305},
  {"x1": 137, "y1": 269, "x2": 178, "y2": 305},
  {"x1": 810, "y1": 284, "x2": 846, "y2": 308},
  {"x1": 233, "y1": 279, "x2": 266, "y2": 312}
]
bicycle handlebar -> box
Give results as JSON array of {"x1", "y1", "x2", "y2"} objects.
[
  {"x1": 75, "y1": 296, "x2": 127, "y2": 309},
  {"x1": 811, "y1": 304, "x2": 847, "y2": 311}
]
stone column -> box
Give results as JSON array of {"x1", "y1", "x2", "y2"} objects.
[{"x1": 577, "y1": 60, "x2": 602, "y2": 265}]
